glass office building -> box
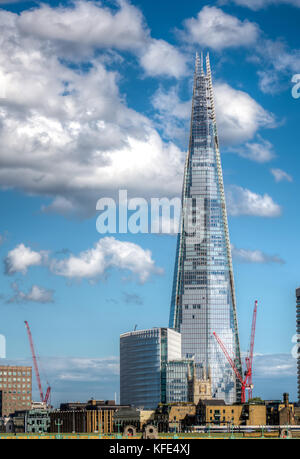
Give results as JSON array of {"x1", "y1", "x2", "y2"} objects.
[
  {"x1": 120, "y1": 328, "x2": 181, "y2": 410},
  {"x1": 169, "y1": 53, "x2": 242, "y2": 404},
  {"x1": 166, "y1": 359, "x2": 194, "y2": 404},
  {"x1": 296, "y1": 288, "x2": 300, "y2": 403}
]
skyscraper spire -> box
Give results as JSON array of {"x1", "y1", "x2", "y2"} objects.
[
  {"x1": 195, "y1": 51, "x2": 204, "y2": 77},
  {"x1": 169, "y1": 53, "x2": 242, "y2": 404}
]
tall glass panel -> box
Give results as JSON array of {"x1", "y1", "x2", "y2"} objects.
[
  {"x1": 169, "y1": 54, "x2": 242, "y2": 404},
  {"x1": 296, "y1": 288, "x2": 300, "y2": 403}
]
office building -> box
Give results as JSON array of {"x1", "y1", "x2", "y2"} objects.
[
  {"x1": 0, "y1": 365, "x2": 32, "y2": 416},
  {"x1": 169, "y1": 53, "x2": 241, "y2": 403},
  {"x1": 166, "y1": 360, "x2": 194, "y2": 404},
  {"x1": 120, "y1": 328, "x2": 181, "y2": 409}
]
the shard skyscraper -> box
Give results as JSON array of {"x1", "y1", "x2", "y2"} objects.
[{"x1": 169, "y1": 53, "x2": 242, "y2": 404}]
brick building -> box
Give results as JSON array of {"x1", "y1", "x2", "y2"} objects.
[
  {"x1": 197, "y1": 399, "x2": 266, "y2": 426},
  {"x1": 0, "y1": 365, "x2": 32, "y2": 416}
]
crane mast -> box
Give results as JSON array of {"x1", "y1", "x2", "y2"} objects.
[
  {"x1": 24, "y1": 320, "x2": 51, "y2": 404},
  {"x1": 245, "y1": 300, "x2": 258, "y2": 400},
  {"x1": 213, "y1": 300, "x2": 259, "y2": 404}
]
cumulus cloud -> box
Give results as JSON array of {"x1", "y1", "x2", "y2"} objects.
[
  {"x1": 271, "y1": 168, "x2": 293, "y2": 182},
  {"x1": 231, "y1": 244, "x2": 285, "y2": 264},
  {"x1": 15, "y1": 0, "x2": 187, "y2": 79},
  {"x1": 181, "y1": 6, "x2": 259, "y2": 50},
  {"x1": 8, "y1": 282, "x2": 54, "y2": 304},
  {"x1": 214, "y1": 83, "x2": 276, "y2": 145},
  {"x1": 4, "y1": 238, "x2": 162, "y2": 283},
  {"x1": 139, "y1": 39, "x2": 187, "y2": 78},
  {"x1": 219, "y1": 0, "x2": 300, "y2": 10},
  {"x1": 0, "y1": 2, "x2": 187, "y2": 217},
  {"x1": 4, "y1": 244, "x2": 47, "y2": 275},
  {"x1": 50, "y1": 237, "x2": 163, "y2": 283},
  {"x1": 231, "y1": 137, "x2": 275, "y2": 163},
  {"x1": 17, "y1": 0, "x2": 148, "y2": 55},
  {"x1": 226, "y1": 185, "x2": 282, "y2": 217}
]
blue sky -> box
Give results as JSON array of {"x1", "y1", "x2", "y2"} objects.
[{"x1": 0, "y1": 0, "x2": 299, "y2": 405}]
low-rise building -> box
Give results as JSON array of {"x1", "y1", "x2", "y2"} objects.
[
  {"x1": 266, "y1": 393, "x2": 300, "y2": 425},
  {"x1": 196, "y1": 399, "x2": 266, "y2": 426},
  {"x1": 155, "y1": 403, "x2": 196, "y2": 432},
  {"x1": 113, "y1": 407, "x2": 155, "y2": 432},
  {"x1": 50, "y1": 400, "x2": 130, "y2": 434},
  {"x1": 11, "y1": 409, "x2": 51, "y2": 433}
]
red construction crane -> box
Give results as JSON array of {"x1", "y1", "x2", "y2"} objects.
[
  {"x1": 245, "y1": 300, "x2": 258, "y2": 400},
  {"x1": 24, "y1": 321, "x2": 51, "y2": 405},
  {"x1": 213, "y1": 331, "x2": 248, "y2": 403},
  {"x1": 213, "y1": 300, "x2": 258, "y2": 404}
]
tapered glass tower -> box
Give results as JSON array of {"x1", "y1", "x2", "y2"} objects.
[{"x1": 169, "y1": 53, "x2": 242, "y2": 404}]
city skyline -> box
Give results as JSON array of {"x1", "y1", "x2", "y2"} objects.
[{"x1": 0, "y1": 0, "x2": 299, "y2": 406}]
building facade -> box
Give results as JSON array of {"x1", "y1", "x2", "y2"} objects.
[
  {"x1": 154, "y1": 403, "x2": 197, "y2": 433},
  {"x1": 197, "y1": 400, "x2": 266, "y2": 426},
  {"x1": 11, "y1": 409, "x2": 51, "y2": 433},
  {"x1": 166, "y1": 360, "x2": 194, "y2": 404},
  {"x1": 50, "y1": 400, "x2": 121, "y2": 434},
  {"x1": 297, "y1": 287, "x2": 300, "y2": 402},
  {"x1": 0, "y1": 365, "x2": 32, "y2": 416},
  {"x1": 120, "y1": 328, "x2": 181, "y2": 409},
  {"x1": 166, "y1": 360, "x2": 212, "y2": 404},
  {"x1": 113, "y1": 407, "x2": 155, "y2": 433},
  {"x1": 169, "y1": 53, "x2": 241, "y2": 404}
]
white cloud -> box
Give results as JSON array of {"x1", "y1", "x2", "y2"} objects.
[
  {"x1": 139, "y1": 39, "x2": 187, "y2": 78},
  {"x1": 214, "y1": 83, "x2": 276, "y2": 145},
  {"x1": 253, "y1": 354, "x2": 297, "y2": 378},
  {"x1": 0, "y1": 4, "x2": 186, "y2": 217},
  {"x1": 227, "y1": 185, "x2": 282, "y2": 217},
  {"x1": 182, "y1": 6, "x2": 259, "y2": 50},
  {"x1": 50, "y1": 237, "x2": 163, "y2": 283},
  {"x1": 231, "y1": 137, "x2": 275, "y2": 163},
  {"x1": 219, "y1": 0, "x2": 300, "y2": 10},
  {"x1": 231, "y1": 244, "x2": 285, "y2": 264},
  {"x1": 255, "y1": 40, "x2": 300, "y2": 93},
  {"x1": 18, "y1": 0, "x2": 148, "y2": 54},
  {"x1": 5, "y1": 238, "x2": 162, "y2": 284},
  {"x1": 257, "y1": 70, "x2": 281, "y2": 94},
  {"x1": 152, "y1": 86, "x2": 190, "y2": 121},
  {"x1": 4, "y1": 244, "x2": 47, "y2": 275},
  {"x1": 15, "y1": 0, "x2": 186, "y2": 78},
  {"x1": 151, "y1": 86, "x2": 190, "y2": 143},
  {"x1": 271, "y1": 168, "x2": 293, "y2": 182},
  {"x1": 8, "y1": 283, "x2": 54, "y2": 304}
]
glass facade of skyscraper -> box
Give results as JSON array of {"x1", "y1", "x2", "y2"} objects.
[
  {"x1": 120, "y1": 328, "x2": 181, "y2": 410},
  {"x1": 296, "y1": 287, "x2": 300, "y2": 403},
  {"x1": 166, "y1": 359, "x2": 194, "y2": 403},
  {"x1": 169, "y1": 54, "x2": 242, "y2": 404}
]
